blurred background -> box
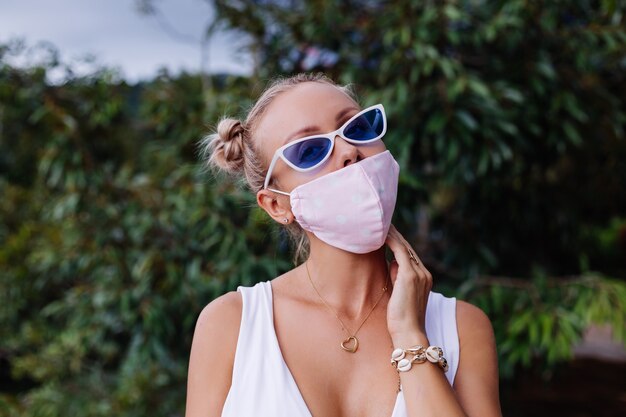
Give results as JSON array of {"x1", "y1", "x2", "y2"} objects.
[{"x1": 1, "y1": 1, "x2": 625, "y2": 416}]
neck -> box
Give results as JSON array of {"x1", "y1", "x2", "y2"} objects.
[{"x1": 303, "y1": 237, "x2": 390, "y2": 321}]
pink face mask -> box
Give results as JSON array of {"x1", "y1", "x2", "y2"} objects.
[{"x1": 287, "y1": 150, "x2": 400, "y2": 254}]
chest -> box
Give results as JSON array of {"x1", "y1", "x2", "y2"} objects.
[{"x1": 273, "y1": 297, "x2": 402, "y2": 417}]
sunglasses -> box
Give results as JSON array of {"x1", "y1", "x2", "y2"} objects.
[{"x1": 263, "y1": 104, "x2": 387, "y2": 195}]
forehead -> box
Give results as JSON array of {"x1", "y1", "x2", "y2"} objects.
[{"x1": 254, "y1": 82, "x2": 358, "y2": 158}]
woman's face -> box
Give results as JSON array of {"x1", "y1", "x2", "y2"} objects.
[{"x1": 255, "y1": 81, "x2": 387, "y2": 198}]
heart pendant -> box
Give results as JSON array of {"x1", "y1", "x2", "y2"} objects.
[{"x1": 341, "y1": 336, "x2": 359, "y2": 353}]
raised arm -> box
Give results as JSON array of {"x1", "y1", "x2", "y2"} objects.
[{"x1": 185, "y1": 291, "x2": 242, "y2": 417}]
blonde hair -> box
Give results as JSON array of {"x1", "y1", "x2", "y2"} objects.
[{"x1": 197, "y1": 72, "x2": 359, "y2": 265}]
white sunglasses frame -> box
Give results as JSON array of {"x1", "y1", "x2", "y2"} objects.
[{"x1": 263, "y1": 103, "x2": 387, "y2": 196}]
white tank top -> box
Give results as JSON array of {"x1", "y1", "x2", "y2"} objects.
[{"x1": 221, "y1": 280, "x2": 459, "y2": 417}]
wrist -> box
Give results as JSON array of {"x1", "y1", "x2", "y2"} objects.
[
  {"x1": 390, "y1": 328, "x2": 429, "y2": 348},
  {"x1": 391, "y1": 344, "x2": 450, "y2": 373}
]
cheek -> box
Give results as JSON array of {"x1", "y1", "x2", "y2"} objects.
[
  {"x1": 359, "y1": 142, "x2": 388, "y2": 159},
  {"x1": 290, "y1": 169, "x2": 324, "y2": 188},
  {"x1": 274, "y1": 164, "x2": 293, "y2": 185},
  {"x1": 363, "y1": 140, "x2": 387, "y2": 156},
  {"x1": 275, "y1": 162, "x2": 312, "y2": 191}
]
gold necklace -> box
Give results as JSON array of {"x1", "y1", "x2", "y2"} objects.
[{"x1": 304, "y1": 259, "x2": 389, "y2": 353}]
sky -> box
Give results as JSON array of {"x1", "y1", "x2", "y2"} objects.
[{"x1": 0, "y1": 0, "x2": 253, "y2": 83}]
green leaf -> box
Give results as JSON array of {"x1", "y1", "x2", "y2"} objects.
[
  {"x1": 456, "y1": 110, "x2": 478, "y2": 131},
  {"x1": 563, "y1": 121, "x2": 583, "y2": 146}
]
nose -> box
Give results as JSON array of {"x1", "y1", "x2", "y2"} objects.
[{"x1": 334, "y1": 135, "x2": 360, "y2": 168}]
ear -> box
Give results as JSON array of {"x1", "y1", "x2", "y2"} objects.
[{"x1": 257, "y1": 189, "x2": 293, "y2": 224}]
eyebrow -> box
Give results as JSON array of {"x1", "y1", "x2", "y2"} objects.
[{"x1": 281, "y1": 106, "x2": 360, "y2": 145}]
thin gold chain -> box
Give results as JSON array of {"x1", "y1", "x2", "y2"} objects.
[{"x1": 304, "y1": 259, "x2": 389, "y2": 344}]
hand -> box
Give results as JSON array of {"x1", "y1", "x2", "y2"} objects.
[{"x1": 385, "y1": 224, "x2": 433, "y2": 343}]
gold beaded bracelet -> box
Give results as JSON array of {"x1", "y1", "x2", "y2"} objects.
[{"x1": 390, "y1": 345, "x2": 449, "y2": 373}]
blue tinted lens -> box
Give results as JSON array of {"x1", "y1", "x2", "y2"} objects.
[
  {"x1": 344, "y1": 108, "x2": 384, "y2": 141},
  {"x1": 283, "y1": 137, "x2": 332, "y2": 169}
]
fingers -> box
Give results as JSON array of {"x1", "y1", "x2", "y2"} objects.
[
  {"x1": 385, "y1": 225, "x2": 433, "y2": 283},
  {"x1": 384, "y1": 225, "x2": 434, "y2": 336},
  {"x1": 388, "y1": 259, "x2": 399, "y2": 286},
  {"x1": 385, "y1": 225, "x2": 413, "y2": 269},
  {"x1": 386, "y1": 225, "x2": 418, "y2": 270},
  {"x1": 403, "y1": 244, "x2": 431, "y2": 280}
]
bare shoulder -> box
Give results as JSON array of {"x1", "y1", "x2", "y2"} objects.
[
  {"x1": 197, "y1": 290, "x2": 243, "y2": 334},
  {"x1": 192, "y1": 290, "x2": 243, "y2": 370},
  {"x1": 185, "y1": 290, "x2": 243, "y2": 417},
  {"x1": 455, "y1": 300, "x2": 495, "y2": 344},
  {"x1": 453, "y1": 300, "x2": 502, "y2": 416}
]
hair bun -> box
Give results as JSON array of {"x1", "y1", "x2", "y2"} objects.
[{"x1": 198, "y1": 117, "x2": 246, "y2": 175}]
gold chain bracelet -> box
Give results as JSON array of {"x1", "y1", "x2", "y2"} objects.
[{"x1": 390, "y1": 345, "x2": 449, "y2": 373}]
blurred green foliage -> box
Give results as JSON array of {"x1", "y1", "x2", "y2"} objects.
[
  {"x1": 0, "y1": 41, "x2": 289, "y2": 416},
  {"x1": 213, "y1": 0, "x2": 626, "y2": 277},
  {"x1": 1, "y1": 0, "x2": 626, "y2": 415},
  {"x1": 458, "y1": 271, "x2": 626, "y2": 378}
]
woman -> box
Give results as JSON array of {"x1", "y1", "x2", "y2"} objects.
[{"x1": 186, "y1": 73, "x2": 501, "y2": 417}]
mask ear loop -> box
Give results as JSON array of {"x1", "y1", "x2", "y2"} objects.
[
  {"x1": 267, "y1": 187, "x2": 290, "y2": 197},
  {"x1": 264, "y1": 156, "x2": 292, "y2": 196}
]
